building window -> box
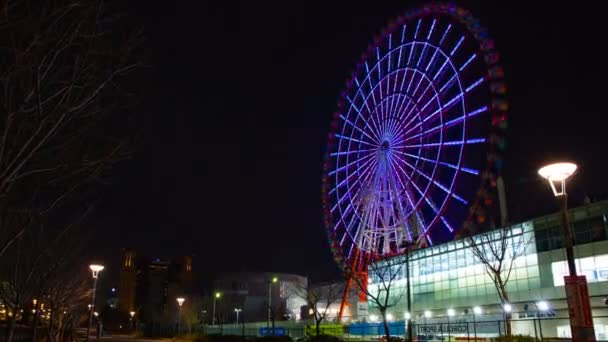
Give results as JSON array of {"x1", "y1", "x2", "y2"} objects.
[{"x1": 551, "y1": 254, "x2": 608, "y2": 286}]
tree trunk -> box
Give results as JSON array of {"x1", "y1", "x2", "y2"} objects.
[
  {"x1": 498, "y1": 280, "x2": 512, "y2": 341},
  {"x1": 31, "y1": 310, "x2": 40, "y2": 342},
  {"x1": 381, "y1": 311, "x2": 391, "y2": 341},
  {"x1": 7, "y1": 313, "x2": 16, "y2": 342},
  {"x1": 316, "y1": 318, "x2": 321, "y2": 336}
]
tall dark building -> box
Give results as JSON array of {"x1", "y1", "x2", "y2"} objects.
[
  {"x1": 116, "y1": 249, "x2": 195, "y2": 324},
  {"x1": 118, "y1": 249, "x2": 137, "y2": 313}
]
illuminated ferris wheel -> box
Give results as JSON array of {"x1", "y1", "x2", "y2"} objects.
[{"x1": 321, "y1": 3, "x2": 508, "y2": 276}]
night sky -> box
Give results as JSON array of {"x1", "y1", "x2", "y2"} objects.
[{"x1": 94, "y1": 1, "x2": 606, "y2": 288}]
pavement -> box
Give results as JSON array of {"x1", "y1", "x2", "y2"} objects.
[{"x1": 82, "y1": 335, "x2": 171, "y2": 342}]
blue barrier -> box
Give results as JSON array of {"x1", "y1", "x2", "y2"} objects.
[
  {"x1": 260, "y1": 327, "x2": 286, "y2": 336},
  {"x1": 348, "y1": 320, "x2": 406, "y2": 336}
]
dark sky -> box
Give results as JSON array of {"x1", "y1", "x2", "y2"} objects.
[{"x1": 94, "y1": 1, "x2": 606, "y2": 288}]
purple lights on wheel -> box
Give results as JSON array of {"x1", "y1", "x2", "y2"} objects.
[{"x1": 322, "y1": 3, "x2": 508, "y2": 269}]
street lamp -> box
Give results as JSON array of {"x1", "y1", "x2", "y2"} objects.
[
  {"x1": 404, "y1": 312, "x2": 411, "y2": 320},
  {"x1": 447, "y1": 309, "x2": 455, "y2": 341},
  {"x1": 503, "y1": 303, "x2": 512, "y2": 313},
  {"x1": 129, "y1": 311, "x2": 136, "y2": 331},
  {"x1": 268, "y1": 276, "x2": 278, "y2": 334},
  {"x1": 212, "y1": 292, "x2": 221, "y2": 326},
  {"x1": 234, "y1": 308, "x2": 242, "y2": 325},
  {"x1": 386, "y1": 313, "x2": 394, "y2": 322},
  {"x1": 536, "y1": 301, "x2": 549, "y2": 340},
  {"x1": 176, "y1": 297, "x2": 185, "y2": 335},
  {"x1": 472, "y1": 306, "x2": 482, "y2": 340},
  {"x1": 86, "y1": 264, "x2": 104, "y2": 342},
  {"x1": 400, "y1": 238, "x2": 418, "y2": 342},
  {"x1": 538, "y1": 162, "x2": 595, "y2": 341}
]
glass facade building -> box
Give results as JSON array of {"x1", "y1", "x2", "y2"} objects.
[{"x1": 367, "y1": 200, "x2": 608, "y2": 338}]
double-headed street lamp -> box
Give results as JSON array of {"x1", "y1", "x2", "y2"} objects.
[
  {"x1": 538, "y1": 162, "x2": 595, "y2": 341},
  {"x1": 86, "y1": 264, "x2": 104, "y2": 342},
  {"x1": 234, "y1": 308, "x2": 242, "y2": 324}
]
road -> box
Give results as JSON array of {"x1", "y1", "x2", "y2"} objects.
[{"x1": 84, "y1": 335, "x2": 171, "y2": 342}]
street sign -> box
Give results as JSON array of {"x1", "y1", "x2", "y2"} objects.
[{"x1": 564, "y1": 275, "x2": 596, "y2": 342}]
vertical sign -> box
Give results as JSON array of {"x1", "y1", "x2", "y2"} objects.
[{"x1": 564, "y1": 275, "x2": 596, "y2": 342}]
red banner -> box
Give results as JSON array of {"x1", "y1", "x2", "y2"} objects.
[{"x1": 564, "y1": 275, "x2": 595, "y2": 342}]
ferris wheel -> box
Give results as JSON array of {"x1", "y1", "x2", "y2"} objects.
[{"x1": 322, "y1": 3, "x2": 508, "y2": 274}]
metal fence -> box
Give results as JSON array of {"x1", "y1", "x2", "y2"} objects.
[{"x1": 202, "y1": 315, "x2": 608, "y2": 341}]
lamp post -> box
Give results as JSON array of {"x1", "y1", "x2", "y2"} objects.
[
  {"x1": 447, "y1": 308, "x2": 455, "y2": 341},
  {"x1": 400, "y1": 239, "x2": 418, "y2": 342},
  {"x1": 212, "y1": 292, "x2": 221, "y2": 326},
  {"x1": 422, "y1": 310, "x2": 432, "y2": 339},
  {"x1": 234, "y1": 308, "x2": 242, "y2": 325},
  {"x1": 502, "y1": 303, "x2": 512, "y2": 337},
  {"x1": 267, "y1": 276, "x2": 278, "y2": 335},
  {"x1": 176, "y1": 297, "x2": 185, "y2": 335},
  {"x1": 473, "y1": 306, "x2": 482, "y2": 341},
  {"x1": 538, "y1": 162, "x2": 595, "y2": 341},
  {"x1": 536, "y1": 301, "x2": 549, "y2": 341},
  {"x1": 129, "y1": 311, "x2": 136, "y2": 331},
  {"x1": 86, "y1": 264, "x2": 104, "y2": 342}
]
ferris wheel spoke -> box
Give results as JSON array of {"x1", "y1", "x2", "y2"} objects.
[
  {"x1": 394, "y1": 150, "x2": 479, "y2": 176},
  {"x1": 459, "y1": 53, "x2": 477, "y2": 72},
  {"x1": 405, "y1": 138, "x2": 485, "y2": 149},
  {"x1": 375, "y1": 48, "x2": 388, "y2": 128},
  {"x1": 404, "y1": 105, "x2": 488, "y2": 143},
  {"x1": 339, "y1": 114, "x2": 380, "y2": 145},
  {"x1": 331, "y1": 156, "x2": 378, "y2": 197},
  {"x1": 329, "y1": 150, "x2": 376, "y2": 176},
  {"x1": 334, "y1": 133, "x2": 378, "y2": 148},
  {"x1": 440, "y1": 216, "x2": 454, "y2": 233},
  {"x1": 386, "y1": 157, "x2": 423, "y2": 240},
  {"x1": 438, "y1": 24, "x2": 452, "y2": 46},
  {"x1": 450, "y1": 35, "x2": 465, "y2": 57},
  {"x1": 346, "y1": 97, "x2": 383, "y2": 143},
  {"x1": 331, "y1": 148, "x2": 376, "y2": 156}
]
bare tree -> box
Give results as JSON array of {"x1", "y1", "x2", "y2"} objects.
[
  {"x1": 352, "y1": 257, "x2": 405, "y2": 341},
  {"x1": 0, "y1": 1, "x2": 141, "y2": 338},
  {"x1": 293, "y1": 281, "x2": 343, "y2": 336},
  {"x1": 180, "y1": 296, "x2": 204, "y2": 335},
  {"x1": 0, "y1": 0, "x2": 142, "y2": 257},
  {"x1": 43, "y1": 269, "x2": 91, "y2": 342},
  {"x1": 466, "y1": 225, "x2": 529, "y2": 338}
]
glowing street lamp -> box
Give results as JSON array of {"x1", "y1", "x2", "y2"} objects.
[
  {"x1": 424, "y1": 310, "x2": 432, "y2": 319},
  {"x1": 176, "y1": 297, "x2": 185, "y2": 334},
  {"x1": 129, "y1": 311, "x2": 136, "y2": 331},
  {"x1": 503, "y1": 303, "x2": 512, "y2": 313},
  {"x1": 539, "y1": 162, "x2": 595, "y2": 340},
  {"x1": 386, "y1": 313, "x2": 394, "y2": 322},
  {"x1": 212, "y1": 292, "x2": 221, "y2": 326},
  {"x1": 447, "y1": 309, "x2": 456, "y2": 341},
  {"x1": 538, "y1": 162, "x2": 577, "y2": 196},
  {"x1": 268, "y1": 277, "x2": 278, "y2": 334},
  {"x1": 536, "y1": 301, "x2": 549, "y2": 312},
  {"x1": 86, "y1": 264, "x2": 104, "y2": 342},
  {"x1": 472, "y1": 306, "x2": 482, "y2": 340},
  {"x1": 535, "y1": 301, "x2": 550, "y2": 340},
  {"x1": 234, "y1": 308, "x2": 242, "y2": 324}
]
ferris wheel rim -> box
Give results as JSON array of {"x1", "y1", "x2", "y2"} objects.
[{"x1": 322, "y1": 2, "x2": 508, "y2": 270}]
